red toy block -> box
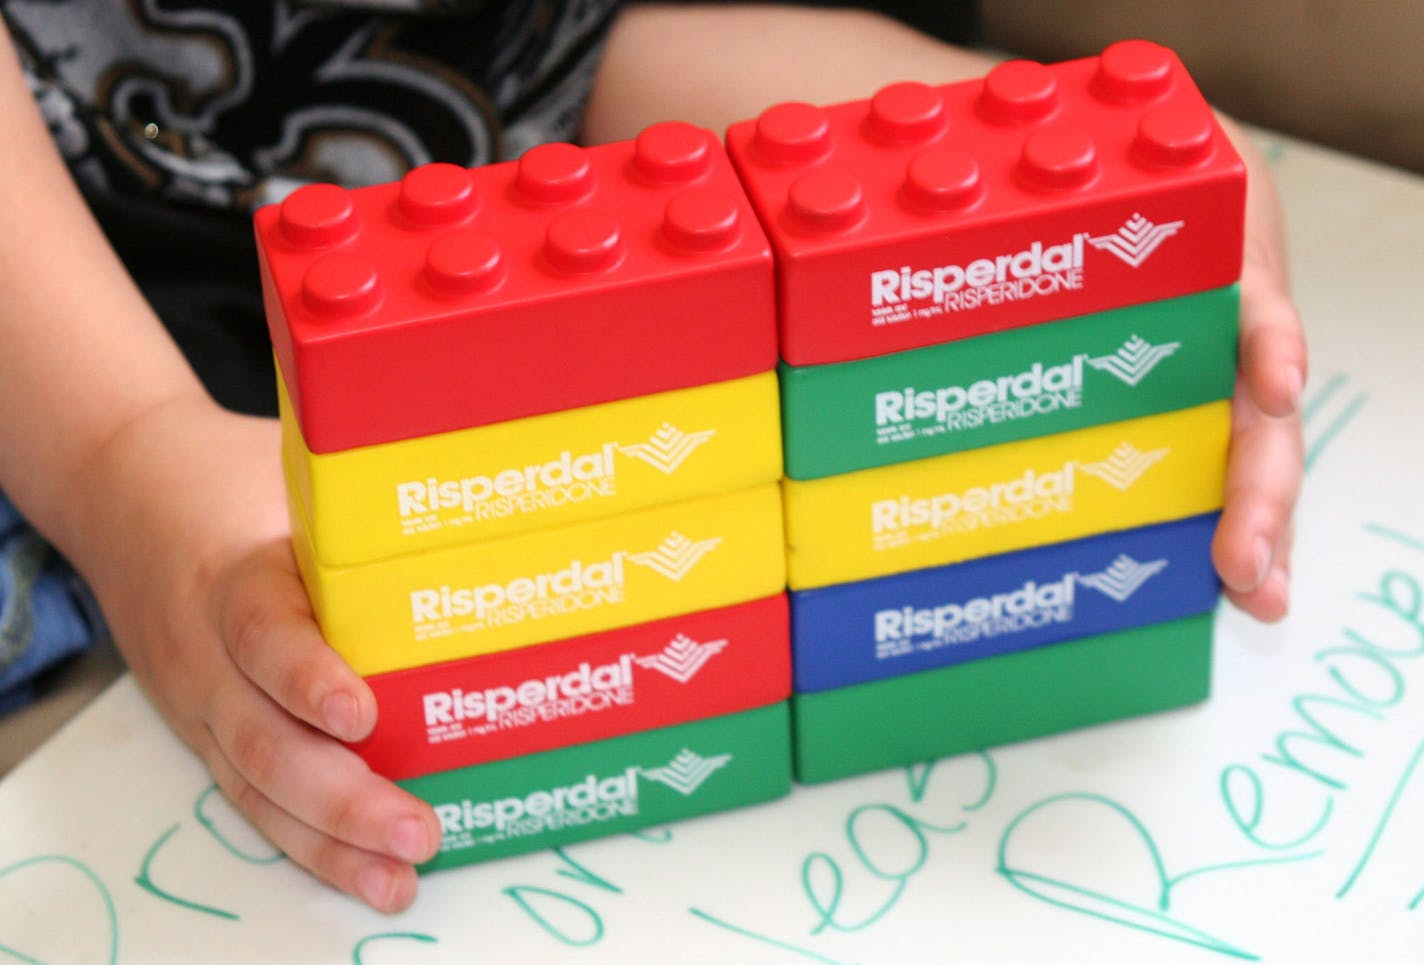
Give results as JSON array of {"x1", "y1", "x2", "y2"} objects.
[
  {"x1": 353, "y1": 594, "x2": 790, "y2": 780},
  {"x1": 724, "y1": 41, "x2": 1246, "y2": 366},
  {"x1": 257, "y1": 123, "x2": 777, "y2": 453}
]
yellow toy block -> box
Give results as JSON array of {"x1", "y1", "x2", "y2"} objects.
[
  {"x1": 783, "y1": 401, "x2": 1228, "y2": 590},
  {"x1": 281, "y1": 371, "x2": 782, "y2": 567},
  {"x1": 291, "y1": 483, "x2": 786, "y2": 677}
]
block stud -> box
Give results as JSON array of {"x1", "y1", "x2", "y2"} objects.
[
  {"x1": 663, "y1": 189, "x2": 742, "y2": 252},
  {"x1": 517, "y1": 142, "x2": 594, "y2": 204},
  {"x1": 544, "y1": 210, "x2": 624, "y2": 273},
  {"x1": 978, "y1": 60, "x2": 1059, "y2": 124},
  {"x1": 753, "y1": 102, "x2": 832, "y2": 165},
  {"x1": 1093, "y1": 40, "x2": 1175, "y2": 104},
  {"x1": 1133, "y1": 104, "x2": 1216, "y2": 168},
  {"x1": 424, "y1": 231, "x2": 504, "y2": 295},
  {"x1": 787, "y1": 170, "x2": 866, "y2": 233},
  {"x1": 399, "y1": 163, "x2": 478, "y2": 225},
  {"x1": 301, "y1": 254, "x2": 382, "y2": 318},
  {"x1": 280, "y1": 183, "x2": 358, "y2": 248},
  {"x1": 635, "y1": 121, "x2": 714, "y2": 182},
  {"x1": 902, "y1": 148, "x2": 983, "y2": 211},
  {"x1": 1018, "y1": 129, "x2": 1100, "y2": 190},
  {"x1": 867, "y1": 82, "x2": 948, "y2": 144}
]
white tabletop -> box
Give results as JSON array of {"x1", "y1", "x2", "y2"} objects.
[{"x1": 3, "y1": 132, "x2": 1423, "y2": 964}]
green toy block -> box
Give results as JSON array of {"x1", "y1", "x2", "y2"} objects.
[
  {"x1": 793, "y1": 613, "x2": 1213, "y2": 783},
  {"x1": 781, "y1": 287, "x2": 1238, "y2": 479},
  {"x1": 404, "y1": 702, "x2": 792, "y2": 871}
]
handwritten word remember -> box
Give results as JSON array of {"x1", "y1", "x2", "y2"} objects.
[
  {"x1": 996, "y1": 522, "x2": 1424, "y2": 959},
  {"x1": 1221, "y1": 525, "x2": 1424, "y2": 886}
]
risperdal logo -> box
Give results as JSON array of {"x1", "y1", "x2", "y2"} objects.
[
  {"x1": 435, "y1": 767, "x2": 643, "y2": 841},
  {"x1": 871, "y1": 553, "x2": 1168, "y2": 658},
  {"x1": 872, "y1": 335, "x2": 1182, "y2": 445},
  {"x1": 423, "y1": 656, "x2": 636, "y2": 730},
  {"x1": 397, "y1": 445, "x2": 618, "y2": 526},
  {"x1": 433, "y1": 747, "x2": 731, "y2": 847},
  {"x1": 411, "y1": 553, "x2": 627, "y2": 635},
  {"x1": 419, "y1": 634, "x2": 729, "y2": 741},
  {"x1": 870, "y1": 465, "x2": 1075, "y2": 551},
  {"x1": 394, "y1": 423, "x2": 716, "y2": 536},
  {"x1": 874, "y1": 356, "x2": 1087, "y2": 443},
  {"x1": 866, "y1": 215, "x2": 1186, "y2": 326},
  {"x1": 868, "y1": 444, "x2": 1168, "y2": 550},
  {"x1": 869, "y1": 236, "x2": 1087, "y2": 324},
  {"x1": 408, "y1": 532, "x2": 723, "y2": 638},
  {"x1": 874, "y1": 577, "x2": 1075, "y2": 656}
]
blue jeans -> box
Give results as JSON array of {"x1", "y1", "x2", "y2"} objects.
[{"x1": 0, "y1": 491, "x2": 105, "y2": 715}]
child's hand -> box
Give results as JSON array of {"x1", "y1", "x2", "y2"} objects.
[
  {"x1": 75, "y1": 399, "x2": 441, "y2": 912},
  {"x1": 1211, "y1": 120, "x2": 1307, "y2": 622}
]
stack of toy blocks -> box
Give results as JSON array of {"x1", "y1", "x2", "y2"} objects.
[
  {"x1": 255, "y1": 123, "x2": 793, "y2": 870},
  {"x1": 724, "y1": 40, "x2": 1245, "y2": 782}
]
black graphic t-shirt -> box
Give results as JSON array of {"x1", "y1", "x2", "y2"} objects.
[{"x1": 2, "y1": 0, "x2": 621, "y2": 413}]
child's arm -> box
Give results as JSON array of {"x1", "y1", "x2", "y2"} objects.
[
  {"x1": 1203, "y1": 113, "x2": 1304, "y2": 621},
  {"x1": 0, "y1": 22, "x2": 440, "y2": 912},
  {"x1": 588, "y1": 3, "x2": 1305, "y2": 621}
]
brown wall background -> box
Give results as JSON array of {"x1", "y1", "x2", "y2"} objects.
[{"x1": 979, "y1": 0, "x2": 1424, "y2": 174}]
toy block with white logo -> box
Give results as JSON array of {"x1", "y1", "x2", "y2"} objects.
[
  {"x1": 724, "y1": 40, "x2": 1245, "y2": 366},
  {"x1": 291, "y1": 483, "x2": 785, "y2": 676},
  {"x1": 256, "y1": 122, "x2": 776, "y2": 454},
  {"x1": 405, "y1": 701, "x2": 792, "y2": 870},
  {"x1": 793, "y1": 612, "x2": 1212, "y2": 782},
  {"x1": 791, "y1": 513, "x2": 1218, "y2": 692},
  {"x1": 781, "y1": 286, "x2": 1236, "y2": 480},
  {"x1": 783, "y1": 400, "x2": 1228, "y2": 590},
  {"x1": 281, "y1": 370, "x2": 781, "y2": 567},
  {"x1": 356, "y1": 594, "x2": 790, "y2": 779}
]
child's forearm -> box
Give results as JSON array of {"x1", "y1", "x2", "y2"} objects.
[
  {"x1": 0, "y1": 21, "x2": 212, "y2": 560},
  {"x1": 1, "y1": 25, "x2": 442, "y2": 910},
  {"x1": 586, "y1": 3, "x2": 999, "y2": 144}
]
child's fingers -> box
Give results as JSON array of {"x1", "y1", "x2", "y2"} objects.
[
  {"x1": 199, "y1": 739, "x2": 422, "y2": 913},
  {"x1": 1224, "y1": 522, "x2": 1293, "y2": 622},
  {"x1": 203, "y1": 677, "x2": 441, "y2": 875},
  {"x1": 213, "y1": 541, "x2": 377, "y2": 744},
  {"x1": 1212, "y1": 391, "x2": 1303, "y2": 622},
  {"x1": 1239, "y1": 262, "x2": 1308, "y2": 419}
]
